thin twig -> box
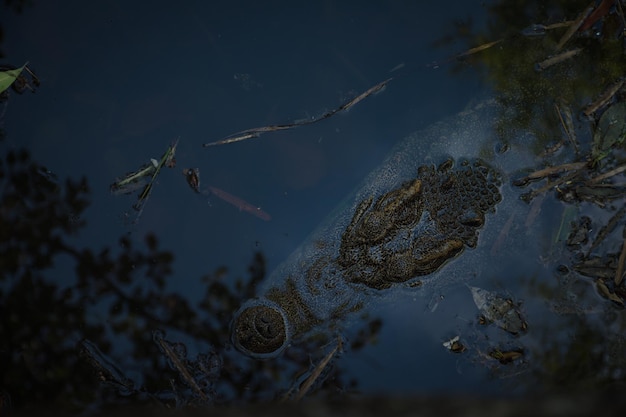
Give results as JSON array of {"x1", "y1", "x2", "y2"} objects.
[
  {"x1": 203, "y1": 79, "x2": 392, "y2": 147},
  {"x1": 536, "y1": 48, "x2": 583, "y2": 71},
  {"x1": 202, "y1": 132, "x2": 259, "y2": 147},
  {"x1": 522, "y1": 161, "x2": 587, "y2": 182},
  {"x1": 293, "y1": 337, "x2": 343, "y2": 401},
  {"x1": 588, "y1": 162, "x2": 626, "y2": 184},
  {"x1": 588, "y1": 205, "x2": 626, "y2": 256},
  {"x1": 455, "y1": 39, "x2": 503, "y2": 59},
  {"x1": 131, "y1": 138, "x2": 179, "y2": 222},
  {"x1": 527, "y1": 169, "x2": 584, "y2": 200},
  {"x1": 555, "y1": 2, "x2": 595, "y2": 50},
  {"x1": 583, "y1": 78, "x2": 625, "y2": 117},
  {"x1": 154, "y1": 335, "x2": 208, "y2": 402}
]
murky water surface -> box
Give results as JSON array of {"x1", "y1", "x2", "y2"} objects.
[{"x1": 2, "y1": 0, "x2": 626, "y2": 411}]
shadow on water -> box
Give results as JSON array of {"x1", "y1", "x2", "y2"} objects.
[{"x1": 0, "y1": 124, "x2": 382, "y2": 411}]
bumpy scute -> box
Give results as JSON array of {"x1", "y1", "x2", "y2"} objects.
[
  {"x1": 233, "y1": 158, "x2": 502, "y2": 357},
  {"x1": 339, "y1": 159, "x2": 501, "y2": 289}
]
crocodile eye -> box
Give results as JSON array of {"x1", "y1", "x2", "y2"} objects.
[{"x1": 232, "y1": 300, "x2": 290, "y2": 358}]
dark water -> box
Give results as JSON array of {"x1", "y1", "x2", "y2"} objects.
[{"x1": 2, "y1": 0, "x2": 625, "y2": 412}]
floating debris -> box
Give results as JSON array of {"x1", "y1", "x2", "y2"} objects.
[
  {"x1": 203, "y1": 131, "x2": 262, "y2": 147},
  {"x1": 555, "y1": 3, "x2": 594, "y2": 50},
  {"x1": 566, "y1": 216, "x2": 592, "y2": 247},
  {"x1": 535, "y1": 48, "x2": 583, "y2": 71},
  {"x1": 430, "y1": 21, "x2": 571, "y2": 68},
  {"x1": 455, "y1": 39, "x2": 503, "y2": 60},
  {"x1": 110, "y1": 160, "x2": 158, "y2": 195},
  {"x1": 0, "y1": 62, "x2": 40, "y2": 94},
  {"x1": 566, "y1": 184, "x2": 626, "y2": 206},
  {"x1": 202, "y1": 78, "x2": 393, "y2": 147},
  {"x1": 574, "y1": 255, "x2": 619, "y2": 280},
  {"x1": 521, "y1": 24, "x2": 549, "y2": 37},
  {"x1": 579, "y1": 0, "x2": 617, "y2": 32},
  {"x1": 407, "y1": 279, "x2": 423, "y2": 288},
  {"x1": 443, "y1": 336, "x2": 466, "y2": 353},
  {"x1": 78, "y1": 339, "x2": 136, "y2": 396},
  {"x1": 511, "y1": 158, "x2": 626, "y2": 206},
  {"x1": 340, "y1": 78, "x2": 390, "y2": 112},
  {"x1": 183, "y1": 168, "x2": 201, "y2": 193},
  {"x1": 514, "y1": 162, "x2": 587, "y2": 186},
  {"x1": 488, "y1": 348, "x2": 524, "y2": 365},
  {"x1": 469, "y1": 286, "x2": 527, "y2": 335},
  {"x1": 179, "y1": 167, "x2": 271, "y2": 221},
  {"x1": 520, "y1": 21, "x2": 573, "y2": 37},
  {"x1": 596, "y1": 278, "x2": 624, "y2": 308},
  {"x1": 81, "y1": 329, "x2": 221, "y2": 407},
  {"x1": 587, "y1": 162, "x2": 626, "y2": 184},
  {"x1": 291, "y1": 337, "x2": 343, "y2": 401},
  {"x1": 208, "y1": 185, "x2": 271, "y2": 221},
  {"x1": 588, "y1": 206, "x2": 626, "y2": 255},
  {"x1": 583, "y1": 78, "x2": 625, "y2": 117},
  {"x1": 389, "y1": 62, "x2": 405, "y2": 72},
  {"x1": 153, "y1": 330, "x2": 209, "y2": 404},
  {"x1": 134, "y1": 139, "x2": 179, "y2": 209},
  {"x1": 554, "y1": 101, "x2": 578, "y2": 153},
  {"x1": 110, "y1": 138, "x2": 179, "y2": 224}
]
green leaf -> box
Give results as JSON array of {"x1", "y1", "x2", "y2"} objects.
[
  {"x1": 592, "y1": 102, "x2": 626, "y2": 165},
  {"x1": 0, "y1": 63, "x2": 27, "y2": 94}
]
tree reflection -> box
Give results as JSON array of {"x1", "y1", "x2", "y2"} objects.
[
  {"x1": 519, "y1": 265, "x2": 626, "y2": 393},
  {"x1": 440, "y1": 0, "x2": 626, "y2": 150},
  {"x1": 433, "y1": 0, "x2": 626, "y2": 394},
  {"x1": 0, "y1": 127, "x2": 382, "y2": 412},
  {"x1": 0, "y1": 129, "x2": 98, "y2": 410}
]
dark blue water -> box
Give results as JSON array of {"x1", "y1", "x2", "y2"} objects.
[
  {"x1": 3, "y1": 0, "x2": 622, "y2": 412},
  {"x1": 2, "y1": 0, "x2": 488, "y2": 294}
]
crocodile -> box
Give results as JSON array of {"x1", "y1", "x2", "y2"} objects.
[{"x1": 231, "y1": 101, "x2": 505, "y2": 358}]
